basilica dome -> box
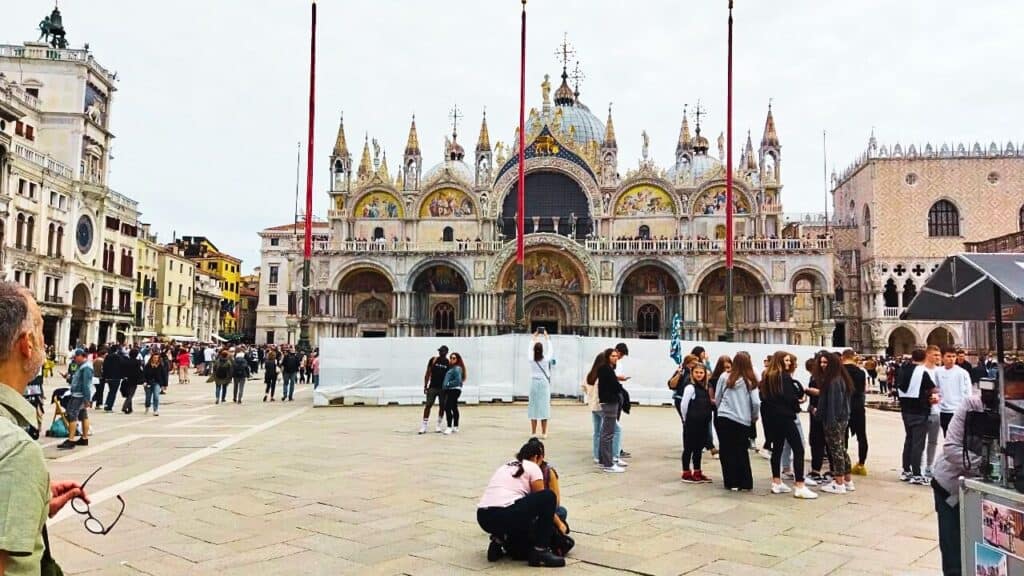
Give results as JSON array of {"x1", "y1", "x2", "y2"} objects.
[
  {"x1": 422, "y1": 159, "x2": 474, "y2": 185},
  {"x1": 666, "y1": 153, "x2": 721, "y2": 182},
  {"x1": 550, "y1": 101, "x2": 605, "y2": 148}
]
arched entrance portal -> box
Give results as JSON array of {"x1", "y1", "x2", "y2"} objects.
[
  {"x1": 889, "y1": 326, "x2": 917, "y2": 356},
  {"x1": 621, "y1": 264, "x2": 681, "y2": 339},
  {"x1": 792, "y1": 272, "x2": 825, "y2": 346},
  {"x1": 526, "y1": 295, "x2": 567, "y2": 334},
  {"x1": 498, "y1": 246, "x2": 590, "y2": 334},
  {"x1": 501, "y1": 171, "x2": 592, "y2": 239},
  {"x1": 339, "y1": 269, "x2": 393, "y2": 337},
  {"x1": 927, "y1": 326, "x2": 955, "y2": 348},
  {"x1": 698, "y1": 267, "x2": 765, "y2": 340},
  {"x1": 70, "y1": 284, "x2": 90, "y2": 347},
  {"x1": 410, "y1": 264, "x2": 469, "y2": 337}
]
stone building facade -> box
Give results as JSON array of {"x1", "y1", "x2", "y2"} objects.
[
  {"x1": 831, "y1": 134, "x2": 1024, "y2": 355},
  {"x1": 257, "y1": 58, "x2": 835, "y2": 347}
]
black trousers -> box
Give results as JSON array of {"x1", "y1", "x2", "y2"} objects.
[
  {"x1": 444, "y1": 388, "x2": 462, "y2": 427},
  {"x1": 809, "y1": 415, "x2": 830, "y2": 472},
  {"x1": 932, "y1": 481, "x2": 962, "y2": 575},
  {"x1": 121, "y1": 384, "x2": 137, "y2": 414},
  {"x1": 902, "y1": 412, "x2": 929, "y2": 475},
  {"x1": 715, "y1": 417, "x2": 753, "y2": 490},
  {"x1": 477, "y1": 490, "x2": 557, "y2": 551},
  {"x1": 847, "y1": 407, "x2": 868, "y2": 465},
  {"x1": 92, "y1": 380, "x2": 106, "y2": 406},
  {"x1": 767, "y1": 416, "x2": 805, "y2": 482},
  {"x1": 682, "y1": 417, "x2": 709, "y2": 471}
]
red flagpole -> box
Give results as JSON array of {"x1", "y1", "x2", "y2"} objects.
[
  {"x1": 298, "y1": 0, "x2": 316, "y2": 350},
  {"x1": 515, "y1": 0, "x2": 527, "y2": 331},
  {"x1": 724, "y1": 0, "x2": 735, "y2": 340}
]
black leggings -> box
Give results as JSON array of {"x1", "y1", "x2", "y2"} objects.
[
  {"x1": 682, "y1": 419, "x2": 707, "y2": 471},
  {"x1": 847, "y1": 408, "x2": 868, "y2": 465},
  {"x1": 809, "y1": 415, "x2": 830, "y2": 472},
  {"x1": 767, "y1": 416, "x2": 804, "y2": 482},
  {"x1": 265, "y1": 375, "x2": 277, "y2": 397},
  {"x1": 445, "y1": 388, "x2": 462, "y2": 427},
  {"x1": 477, "y1": 490, "x2": 557, "y2": 551}
]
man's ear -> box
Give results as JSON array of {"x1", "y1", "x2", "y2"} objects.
[{"x1": 16, "y1": 330, "x2": 33, "y2": 358}]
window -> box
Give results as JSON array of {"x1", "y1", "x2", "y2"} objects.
[
  {"x1": 433, "y1": 302, "x2": 455, "y2": 332},
  {"x1": 442, "y1": 226, "x2": 454, "y2": 242},
  {"x1": 373, "y1": 227, "x2": 384, "y2": 241},
  {"x1": 638, "y1": 225, "x2": 651, "y2": 240},
  {"x1": 928, "y1": 200, "x2": 960, "y2": 237},
  {"x1": 28, "y1": 183, "x2": 35, "y2": 199},
  {"x1": 15, "y1": 213, "x2": 24, "y2": 248},
  {"x1": 269, "y1": 293, "x2": 278, "y2": 306},
  {"x1": 24, "y1": 125, "x2": 34, "y2": 141},
  {"x1": 47, "y1": 223, "x2": 55, "y2": 256},
  {"x1": 269, "y1": 265, "x2": 279, "y2": 284},
  {"x1": 266, "y1": 331, "x2": 275, "y2": 345},
  {"x1": 56, "y1": 226, "x2": 63, "y2": 257},
  {"x1": 270, "y1": 238, "x2": 279, "y2": 246},
  {"x1": 862, "y1": 205, "x2": 872, "y2": 242},
  {"x1": 25, "y1": 216, "x2": 34, "y2": 250},
  {"x1": 636, "y1": 303, "x2": 661, "y2": 338},
  {"x1": 905, "y1": 173, "x2": 918, "y2": 186},
  {"x1": 50, "y1": 191, "x2": 57, "y2": 206},
  {"x1": 168, "y1": 281, "x2": 172, "y2": 295},
  {"x1": 23, "y1": 272, "x2": 32, "y2": 289}
]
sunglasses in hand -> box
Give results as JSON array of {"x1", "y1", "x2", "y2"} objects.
[{"x1": 72, "y1": 467, "x2": 125, "y2": 535}]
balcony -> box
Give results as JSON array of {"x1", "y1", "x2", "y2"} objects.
[
  {"x1": 42, "y1": 295, "x2": 64, "y2": 305},
  {"x1": 883, "y1": 306, "x2": 903, "y2": 319},
  {"x1": 0, "y1": 44, "x2": 116, "y2": 85},
  {"x1": 313, "y1": 239, "x2": 507, "y2": 255},
  {"x1": 966, "y1": 230, "x2": 1024, "y2": 254},
  {"x1": 585, "y1": 237, "x2": 832, "y2": 254},
  {"x1": 11, "y1": 142, "x2": 74, "y2": 180}
]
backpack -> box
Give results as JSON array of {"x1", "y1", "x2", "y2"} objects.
[
  {"x1": 233, "y1": 358, "x2": 248, "y2": 377},
  {"x1": 214, "y1": 359, "x2": 232, "y2": 380}
]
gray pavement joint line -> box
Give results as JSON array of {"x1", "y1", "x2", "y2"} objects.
[
  {"x1": 39, "y1": 415, "x2": 159, "y2": 448},
  {"x1": 52, "y1": 433, "x2": 232, "y2": 463},
  {"x1": 48, "y1": 406, "x2": 309, "y2": 526}
]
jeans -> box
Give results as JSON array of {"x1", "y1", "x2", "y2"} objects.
[
  {"x1": 313, "y1": 375, "x2": 320, "y2": 389},
  {"x1": 933, "y1": 481, "x2": 962, "y2": 575},
  {"x1": 282, "y1": 372, "x2": 297, "y2": 400},
  {"x1": 477, "y1": 490, "x2": 557, "y2": 552},
  {"x1": 144, "y1": 383, "x2": 160, "y2": 412},
  {"x1": 233, "y1": 377, "x2": 246, "y2": 402},
  {"x1": 902, "y1": 412, "x2": 929, "y2": 475},
  {"x1": 769, "y1": 416, "x2": 806, "y2": 482},
  {"x1": 591, "y1": 411, "x2": 621, "y2": 461},
  {"x1": 925, "y1": 412, "x2": 941, "y2": 474},
  {"x1": 215, "y1": 383, "x2": 228, "y2": 402},
  {"x1": 444, "y1": 388, "x2": 462, "y2": 427},
  {"x1": 104, "y1": 378, "x2": 120, "y2": 411},
  {"x1": 781, "y1": 416, "x2": 806, "y2": 471},
  {"x1": 599, "y1": 402, "x2": 619, "y2": 467}
]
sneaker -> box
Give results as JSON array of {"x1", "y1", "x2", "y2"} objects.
[
  {"x1": 803, "y1": 475, "x2": 819, "y2": 487},
  {"x1": 845, "y1": 479, "x2": 856, "y2": 492},
  {"x1": 851, "y1": 463, "x2": 867, "y2": 476},
  {"x1": 899, "y1": 470, "x2": 912, "y2": 482},
  {"x1": 444, "y1": 427, "x2": 453, "y2": 435},
  {"x1": 793, "y1": 486, "x2": 819, "y2": 500},
  {"x1": 614, "y1": 459, "x2": 629, "y2": 468},
  {"x1": 619, "y1": 450, "x2": 632, "y2": 459},
  {"x1": 57, "y1": 440, "x2": 76, "y2": 450},
  {"x1": 770, "y1": 482, "x2": 792, "y2": 494},
  {"x1": 153, "y1": 411, "x2": 159, "y2": 416},
  {"x1": 822, "y1": 471, "x2": 834, "y2": 482},
  {"x1": 453, "y1": 427, "x2": 459, "y2": 433},
  {"x1": 436, "y1": 422, "x2": 443, "y2": 433},
  {"x1": 820, "y1": 481, "x2": 846, "y2": 495},
  {"x1": 603, "y1": 465, "x2": 626, "y2": 474},
  {"x1": 540, "y1": 433, "x2": 547, "y2": 440},
  {"x1": 418, "y1": 423, "x2": 428, "y2": 434},
  {"x1": 680, "y1": 470, "x2": 697, "y2": 483},
  {"x1": 910, "y1": 475, "x2": 930, "y2": 486},
  {"x1": 760, "y1": 449, "x2": 772, "y2": 460},
  {"x1": 528, "y1": 547, "x2": 566, "y2": 568},
  {"x1": 263, "y1": 395, "x2": 268, "y2": 402},
  {"x1": 782, "y1": 471, "x2": 795, "y2": 480},
  {"x1": 75, "y1": 438, "x2": 89, "y2": 446},
  {"x1": 807, "y1": 472, "x2": 823, "y2": 483},
  {"x1": 487, "y1": 539, "x2": 505, "y2": 562},
  {"x1": 594, "y1": 458, "x2": 600, "y2": 464},
  {"x1": 694, "y1": 471, "x2": 713, "y2": 483}
]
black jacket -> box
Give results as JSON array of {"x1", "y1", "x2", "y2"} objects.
[
  {"x1": 597, "y1": 365, "x2": 622, "y2": 404},
  {"x1": 143, "y1": 361, "x2": 169, "y2": 387},
  {"x1": 281, "y1": 353, "x2": 301, "y2": 373},
  {"x1": 122, "y1": 358, "x2": 144, "y2": 387},
  {"x1": 760, "y1": 373, "x2": 801, "y2": 424}
]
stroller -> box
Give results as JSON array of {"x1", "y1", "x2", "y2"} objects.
[{"x1": 44, "y1": 387, "x2": 70, "y2": 438}]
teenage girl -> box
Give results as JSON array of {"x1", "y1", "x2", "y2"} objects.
[
  {"x1": 679, "y1": 364, "x2": 713, "y2": 483},
  {"x1": 443, "y1": 352, "x2": 466, "y2": 434}
]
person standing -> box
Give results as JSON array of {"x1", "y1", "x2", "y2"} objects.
[
  {"x1": 595, "y1": 348, "x2": 624, "y2": 473},
  {"x1": 679, "y1": 364, "x2": 714, "y2": 484},
  {"x1": 442, "y1": 352, "x2": 466, "y2": 434},
  {"x1": 842, "y1": 349, "x2": 869, "y2": 476},
  {"x1": 281, "y1": 347, "x2": 300, "y2": 402},
  {"x1": 211, "y1": 350, "x2": 233, "y2": 404},
  {"x1": 714, "y1": 352, "x2": 760, "y2": 491},
  {"x1": 58, "y1": 349, "x2": 93, "y2": 449},
  {"x1": 528, "y1": 331, "x2": 555, "y2": 439},
  {"x1": 0, "y1": 281, "x2": 90, "y2": 575},
  {"x1": 120, "y1": 348, "x2": 143, "y2": 414},
  {"x1": 143, "y1": 352, "x2": 168, "y2": 416},
  {"x1": 248, "y1": 346, "x2": 260, "y2": 376},
  {"x1": 232, "y1": 351, "x2": 250, "y2": 403},
  {"x1": 263, "y1": 349, "x2": 279, "y2": 402},
  {"x1": 203, "y1": 344, "x2": 216, "y2": 377},
  {"x1": 760, "y1": 352, "x2": 817, "y2": 499},
  {"x1": 898, "y1": 347, "x2": 940, "y2": 485},
  {"x1": 816, "y1": 352, "x2": 855, "y2": 494},
  {"x1": 90, "y1": 347, "x2": 106, "y2": 408},
  {"x1": 420, "y1": 346, "x2": 449, "y2": 434},
  {"x1": 102, "y1": 345, "x2": 124, "y2": 412},
  {"x1": 954, "y1": 348, "x2": 976, "y2": 384},
  {"x1": 176, "y1": 347, "x2": 191, "y2": 384},
  {"x1": 936, "y1": 346, "x2": 972, "y2": 434},
  {"x1": 311, "y1": 351, "x2": 320, "y2": 390}
]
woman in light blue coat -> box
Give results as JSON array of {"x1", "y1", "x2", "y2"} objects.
[{"x1": 527, "y1": 331, "x2": 555, "y2": 438}]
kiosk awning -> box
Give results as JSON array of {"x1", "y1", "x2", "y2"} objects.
[{"x1": 902, "y1": 253, "x2": 1024, "y2": 322}]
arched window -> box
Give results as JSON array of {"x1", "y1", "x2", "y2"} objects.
[
  {"x1": 883, "y1": 278, "x2": 899, "y2": 308},
  {"x1": 1019, "y1": 204, "x2": 1024, "y2": 232},
  {"x1": 902, "y1": 278, "x2": 917, "y2": 307},
  {"x1": 638, "y1": 225, "x2": 651, "y2": 240},
  {"x1": 636, "y1": 304, "x2": 661, "y2": 338},
  {"x1": 927, "y1": 200, "x2": 959, "y2": 237},
  {"x1": 0, "y1": 219, "x2": 4, "y2": 247},
  {"x1": 372, "y1": 226, "x2": 384, "y2": 240},
  {"x1": 15, "y1": 213, "x2": 24, "y2": 249},
  {"x1": 433, "y1": 302, "x2": 456, "y2": 333},
  {"x1": 862, "y1": 205, "x2": 872, "y2": 242},
  {"x1": 25, "y1": 216, "x2": 34, "y2": 250},
  {"x1": 47, "y1": 223, "x2": 55, "y2": 256},
  {"x1": 835, "y1": 284, "x2": 845, "y2": 303},
  {"x1": 356, "y1": 298, "x2": 387, "y2": 323},
  {"x1": 442, "y1": 226, "x2": 454, "y2": 242},
  {"x1": 56, "y1": 226, "x2": 63, "y2": 257}
]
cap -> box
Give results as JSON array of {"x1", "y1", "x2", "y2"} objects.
[{"x1": 74, "y1": 348, "x2": 87, "y2": 357}]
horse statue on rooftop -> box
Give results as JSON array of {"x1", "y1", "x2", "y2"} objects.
[{"x1": 37, "y1": 7, "x2": 68, "y2": 49}]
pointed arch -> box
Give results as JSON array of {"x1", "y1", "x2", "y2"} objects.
[{"x1": 927, "y1": 199, "x2": 960, "y2": 237}]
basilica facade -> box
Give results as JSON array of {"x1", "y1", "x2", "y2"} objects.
[{"x1": 255, "y1": 69, "x2": 835, "y2": 347}]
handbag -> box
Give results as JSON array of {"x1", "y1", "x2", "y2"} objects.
[{"x1": 47, "y1": 416, "x2": 68, "y2": 438}]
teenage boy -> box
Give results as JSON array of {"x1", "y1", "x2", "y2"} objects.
[{"x1": 897, "y1": 346, "x2": 939, "y2": 485}]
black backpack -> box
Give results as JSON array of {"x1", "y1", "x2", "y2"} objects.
[{"x1": 214, "y1": 360, "x2": 232, "y2": 380}]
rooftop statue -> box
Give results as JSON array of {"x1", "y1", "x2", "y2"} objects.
[{"x1": 37, "y1": 7, "x2": 68, "y2": 49}]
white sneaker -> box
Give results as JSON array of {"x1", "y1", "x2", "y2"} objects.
[
  {"x1": 594, "y1": 458, "x2": 601, "y2": 464},
  {"x1": 418, "y1": 423, "x2": 428, "y2": 435},
  {"x1": 435, "y1": 422, "x2": 443, "y2": 433},
  {"x1": 770, "y1": 482, "x2": 792, "y2": 494},
  {"x1": 793, "y1": 486, "x2": 818, "y2": 500},
  {"x1": 453, "y1": 427, "x2": 459, "y2": 433},
  {"x1": 603, "y1": 465, "x2": 626, "y2": 473},
  {"x1": 614, "y1": 459, "x2": 629, "y2": 468},
  {"x1": 820, "y1": 482, "x2": 846, "y2": 495},
  {"x1": 845, "y1": 479, "x2": 856, "y2": 492},
  {"x1": 760, "y1": 449, "x2": 772, "y2": 460},
  {"x1": 443, "y1": 427, "x2": 453, "y2": 435},
  {"x1": 803, "y1": 475, "x2": 819, "y2": 487}
]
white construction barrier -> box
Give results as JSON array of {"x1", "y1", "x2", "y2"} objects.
[{"x1": 315, "y1": 335, "x2": 836, "y2": 407}]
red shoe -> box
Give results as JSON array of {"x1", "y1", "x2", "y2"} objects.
[
  {"x1": 680, "y1": 470, "x2": 697, "y2": 483},
  {"x1": 694, "y1": 471, "x2": 713, "y2": 483}
]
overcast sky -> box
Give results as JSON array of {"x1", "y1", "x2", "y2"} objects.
[{"x1": 3, "y1": 1, "x2": 1022, "y2": 272}]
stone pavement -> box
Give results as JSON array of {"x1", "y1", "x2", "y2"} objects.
[{"x1": 40, "y1": 379, "x2": 942, "y2": 575}]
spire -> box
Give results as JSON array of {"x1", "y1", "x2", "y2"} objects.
[
  {"x1": 603, "y1": 103, "x2": 617, "y2": 148},
  {"x1": 378, "y1": 150, "x2": 390, "y2": 181},
  {"x1": 553, "y1": 33, "x2": 577, "y2": 106},
  {"x1": 692, "y1": 101, "x2": 709, "y2": 155},
  {"x1": 676, "y1": 105, "x2": 692, "y2": 156},
  {"x1": 744, "y1": 130, "x2": 757, "y2": 171},
  {"x1": 476, "y1": 109, "x2": 491, "y2": 153},
  {"x1": 333, "y1": 113, "x2": 349, "y2": 157},
  {"x1": 357, "y1": 134, "x2": 372, "y2": 180},
  {"x1": 761, "y1": 101, "x2": 779, "y2": 148},
  {"x1": 404, "y1": 115, "x2": 420, "y2": 156}
]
